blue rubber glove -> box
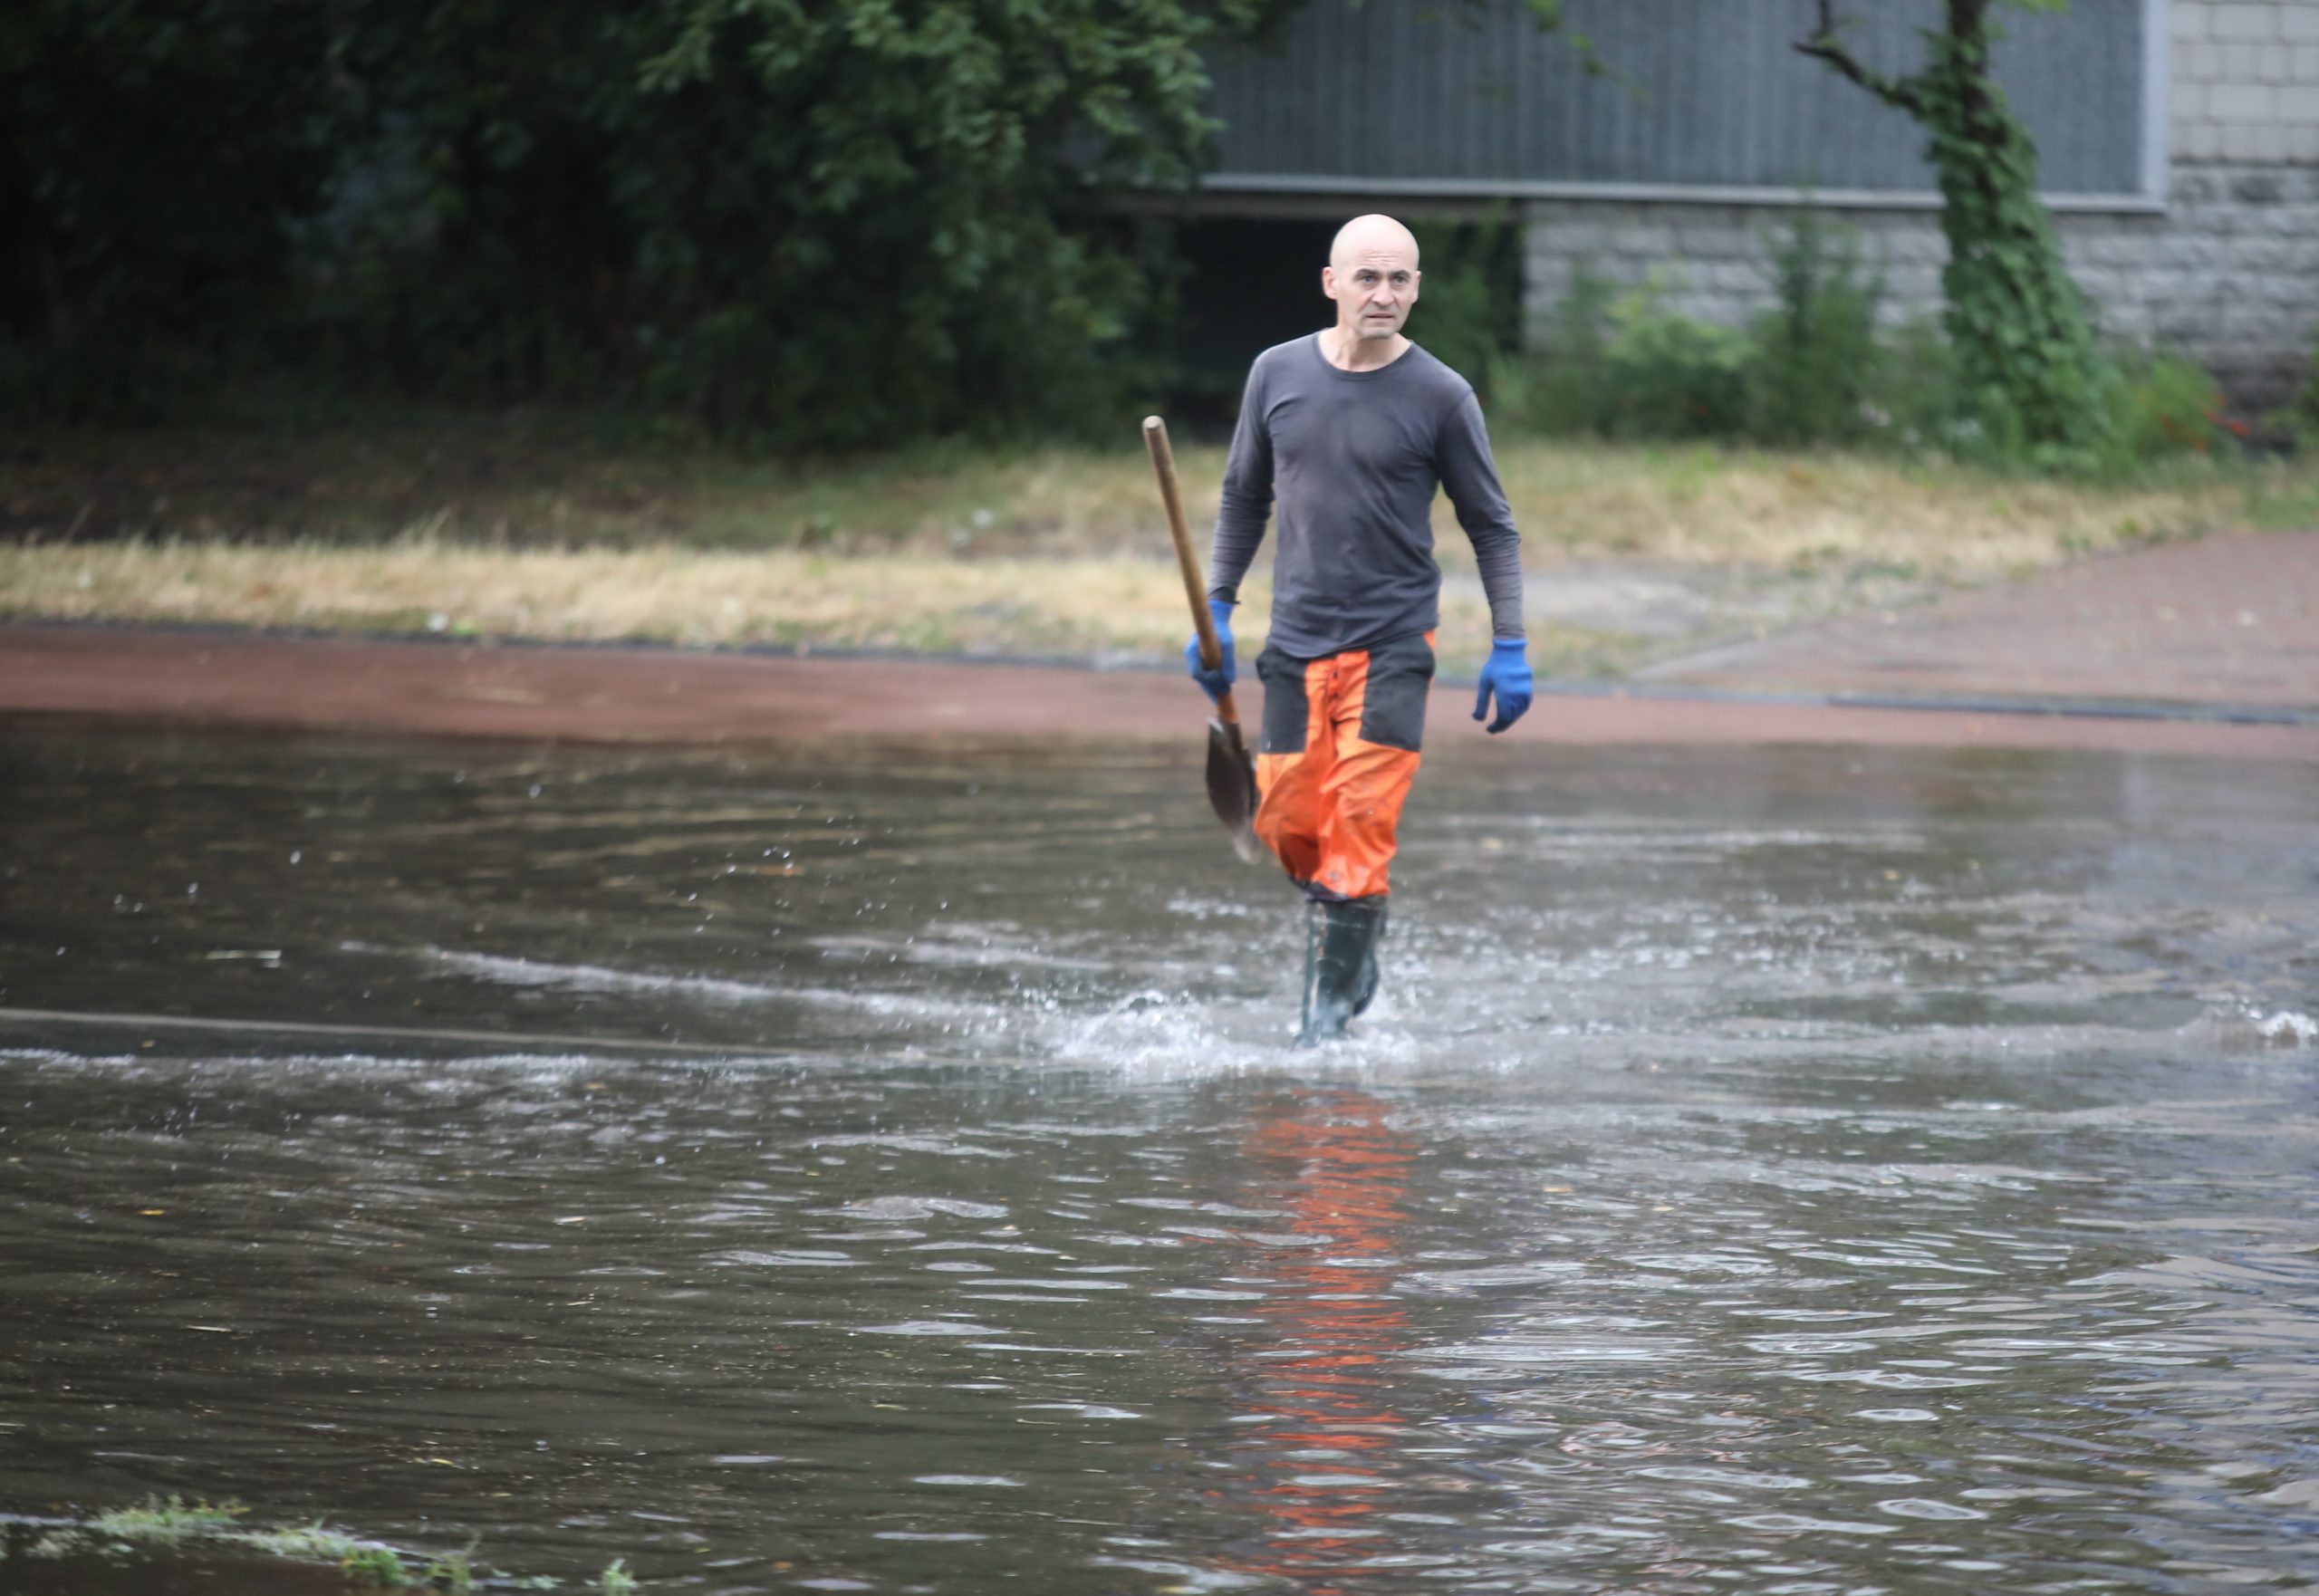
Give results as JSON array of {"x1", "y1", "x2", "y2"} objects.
[
  {"x1": 1473, "y1": 637, "x2": 1533, "y2": 734},
  {"x1": 1185, "y1": 598, "x2": 1236, "y2": 703}
]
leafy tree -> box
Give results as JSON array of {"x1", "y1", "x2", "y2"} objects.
[
  {"x1": 0, "y1": 0, "x2": 344, "y2": 418},
  {"x1": 3, "y1": 0, "x2": 1295, "y2": 441},
  {"x1": 1796, "y1": 0, "x2": 2112, "y2": 458},
  {"x1": 605, "y1": 0, "x2": 1294, "y2": 441}
]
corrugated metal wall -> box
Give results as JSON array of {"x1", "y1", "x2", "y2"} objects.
[{"x1": 1205, "y1": 0, "x2": 2149, "y2": 197}]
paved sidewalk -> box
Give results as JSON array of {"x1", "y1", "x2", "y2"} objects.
[
  {"x1": 1640, "y1": 528, "x2": 2319, "y2": 716},
  {"x1": 5, "y1": 617, "x2": 2316, "y2": 760}
]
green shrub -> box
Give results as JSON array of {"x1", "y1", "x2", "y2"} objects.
[
  {"x1": 1409, "y1": 215, "x2": 1522, "y2": 398},
  {"x1": 1492, "y1": 267, "x2": 1751, "y2": 439},
  {"x1": 1872, "y1": 316, "x2": 1966, "y2": 447},
  {"x1": 2278, "y1": 330, "x2": 2319, "y2": 448},
  {"x1": 1744, "y1": 210, "x2": 1887, "y2": 446},
  {"x1": 1489, "y1": 210, "x2": 2242, "y2": 474},
  {"x1": 2101, "y1": 351, "x2": 2228, "y2": 463},
  {"x1": 1599, "y1": 283, "x2": 1754, "y2": 439},
  {"x1": 1487, "y1": 263, "x2": 1615, "y2": 435}
]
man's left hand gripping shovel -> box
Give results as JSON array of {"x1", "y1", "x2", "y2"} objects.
[{"x1": 1144, "y1": 416, "x2": 1264, "y2": 865}]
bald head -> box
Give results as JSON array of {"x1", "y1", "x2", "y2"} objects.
[
  {"x1": 1328, "y1": 214, "x2": 1420, "y2": 273},
  {"x1": 1320, "y1": 214, "x2": 1422, "y2": 367}
]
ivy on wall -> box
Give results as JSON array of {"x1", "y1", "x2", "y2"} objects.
[{"x1": 1798, "y1": 0, "x2": 2112, "y2": 459}]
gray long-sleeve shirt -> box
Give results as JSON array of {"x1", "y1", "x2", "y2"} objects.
[{"x1": 1208, "y1": 333, "x2": 1525, "y2": 659}]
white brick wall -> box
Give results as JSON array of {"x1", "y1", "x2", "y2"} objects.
[
  {"x1": 2172, "y1": 1, "x2": 2319, "y2": 164},
  {"x1": 1522, "y1": 163, "x2": 2319, "y2": 409},
  {"x1": 1513, "y1": 5, "x2": 2319, "y2": 409}
]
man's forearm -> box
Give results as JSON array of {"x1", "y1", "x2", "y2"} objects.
[
  {"x1": 1439, "y1": 394, "x2": 1525, "y2": 638},
  {"x1": 1473, "y1": 533, "x2": 1525, "y2": 639},
  {"x1": 1208, "y1": 502, "x2": 1268, "y2": 604}
]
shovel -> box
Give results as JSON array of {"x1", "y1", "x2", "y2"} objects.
[{"x1": 1143, "y1": 415, "x2": 1265, "y2": 865}]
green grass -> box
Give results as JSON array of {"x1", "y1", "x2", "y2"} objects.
[
  {"x1": 9, "y1": 1495, "x2": 623, "y2": 1592},
  {"x1": 88, "y1": 1495, "x2": 248, "y2": 1542},
  {"x1": 2244, "y1": 468, "x2": 2319, "y2": 532},
  {"x1": 423, "y1": 1545, "x2": 478, "y2": 1593},
  {"x1": 343, "y1": 1544, "x2": 411, "y2": 1588},
  {"x1": 241, "y1": 1522, "x2": 366, "y2": 1562}
]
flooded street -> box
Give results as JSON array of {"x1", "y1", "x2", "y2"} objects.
[{"x1": 4, "y1": 724, "x2": 2317, "y2": 1594}]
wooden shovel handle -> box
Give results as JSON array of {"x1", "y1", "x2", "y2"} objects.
[{"x1": 1143, "y1": 416, "x2": 1242, "y2": 730}]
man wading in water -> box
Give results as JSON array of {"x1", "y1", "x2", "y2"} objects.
[{"x1": 1188, "y1": 213, "x2": 1532, "y2": 1046}]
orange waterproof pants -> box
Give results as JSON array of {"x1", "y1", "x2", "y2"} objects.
[{"x1": 1253, "y1": 633, "x2": 1434, "y2": 902}]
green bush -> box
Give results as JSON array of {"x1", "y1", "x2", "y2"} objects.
[
  {"x1": 1744, "y1": 210, "x2": 1886, "y2": 446},
  {"x1": 1873, "y1": 315, "x2": 1966, "y2": 447},
  {"x1": 1492, "y1": 269, "x2": 1749, "y2": 440},
  {"x1": 2101, "y1": 351, "x2": 2228, "y2": 463},
  {"x1": 2280, "y1": 330, "x2": 2319, "y2": 448},
  {"x1": 1408, "y1": 214, "x2": 1522, "y2": 398},
  {"x1": 1600, "y1": 285, "x2": 1754, "y2": 438},
  {"x1": 2, "y1": 0, "x2": 1298, "y2": 443},
  {"x1": 1487, "y1": 263, "x2": 1615, "y2": 435},
  {"x1": 1489, "y1": 210, "x2": 2239, "y2": 473}
]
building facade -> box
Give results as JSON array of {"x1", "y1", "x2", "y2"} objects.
[{"x1": 1200, "y1": 0, "x2": 2319, "y2": 410}]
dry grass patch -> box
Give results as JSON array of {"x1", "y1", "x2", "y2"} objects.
[
  {"x1": 1, "y1": 535, "x2": 1192, "y2": 651},
  {"x1": 14, "y1": 425, "x2": 2314, "y2": 571},
  {"x1": 7, "y1": 425, "x2": 2315, "y2": 677},
  {"x1": 0, "y1": 535, "x2": 1582, "y2": 674},
  {"x1": 1477, "y1": 443, "x2": 2307, "y2": 577}
]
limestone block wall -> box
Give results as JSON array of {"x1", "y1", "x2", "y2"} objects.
[
  {"x1": 2171, "y1": 0, "x2": 2319, "y2": 162},
  {"x1": 1521, "y1": 2, "x2": 2319, "y2": 412}
]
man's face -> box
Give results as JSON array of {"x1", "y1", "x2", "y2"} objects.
[{"x1": 1323, "y1": 239, "x2": 1420, "y2": 342}]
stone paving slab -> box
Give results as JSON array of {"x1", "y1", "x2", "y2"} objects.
[{"x1": 1640, "y1": 529, "x2": 2319, "y2": 713}]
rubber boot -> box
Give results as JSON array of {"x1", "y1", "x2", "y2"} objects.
[
  {"x1": 1296, "y1": 897, "x2": 1387, "y2": 1047},
  {"x1": 1351, "y1": 900, "x2": 1387, "y2": 1018}
]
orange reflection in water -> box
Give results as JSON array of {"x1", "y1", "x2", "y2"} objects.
[{"x1": 1218, "y1": 1087, "x2": 1419, "y2": 1594}]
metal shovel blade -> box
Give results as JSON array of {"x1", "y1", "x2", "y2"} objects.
[{"x1": 1207, "y1": 716, "x2": 1265, "y2": 864}]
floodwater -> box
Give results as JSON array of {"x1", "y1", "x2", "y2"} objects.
[{"x1": 3, "y1": 722, "x2": 2317, "y2": 1595}]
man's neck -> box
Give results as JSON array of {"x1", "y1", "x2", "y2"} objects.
[{"x1": 1321, "y1": 326, "x2": 1411, "y2": 372}]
